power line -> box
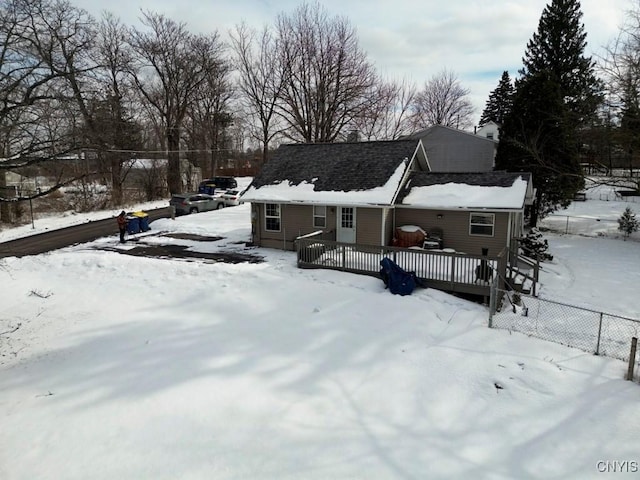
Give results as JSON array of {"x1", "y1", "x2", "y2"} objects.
[{"x1": 103, "y1": 148, "x2": 239, "y2": 154}]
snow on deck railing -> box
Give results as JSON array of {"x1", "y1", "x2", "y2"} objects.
[{"x1": 295, "y1": 230, "x2": 324, "y2": 241}]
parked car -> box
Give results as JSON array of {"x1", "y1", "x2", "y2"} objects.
[
  {"x1": 198, "y1": 176, "x2": 238, "y2": 195},
  {"x1": 220, "y1": 189, "x2": 244, "y2": 207},
  {"x1": 169, "y1": 193, "x2": 225, "y2": 215}
]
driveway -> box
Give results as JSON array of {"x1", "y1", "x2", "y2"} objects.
[{"x1": 0, "y1": 207, "x2": 170, "y2": 258}]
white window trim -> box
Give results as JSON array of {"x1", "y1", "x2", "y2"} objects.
[
  {"x1": 469, "y1": 212, "x2": 495, "y2": 237},
  {"x1": 313, "y1": 205, "x2": 326, "y2": 228},
  {"x1": 265, "y1": 203, "x2": 281, "y2": 232}
]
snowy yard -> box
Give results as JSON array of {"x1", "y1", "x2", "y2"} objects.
[{"x1": 0, "y1": 178, "x2": 639, "y2": 479}]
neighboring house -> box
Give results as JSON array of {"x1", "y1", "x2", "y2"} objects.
[
  {"x1": 404, "y1": 125, "x2": 497, "y2": 172},
  {"x1": 241, "y1": 139, "x2": 532, "y2": 256},
  {"x1": 4, "y1": 171, "x2": 40, "y2": 194},
  {"x1": 475, "y1": 120, "x2": 500, "y2": 142}
]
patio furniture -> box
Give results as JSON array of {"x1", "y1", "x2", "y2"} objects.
[{"x1": 423, "y1": 227, "x2": 443, "y2": 249}]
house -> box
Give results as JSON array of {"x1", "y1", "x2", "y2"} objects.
[
  {"x1": 241, "y1": 139, "x2": 531, "y2": 254},
  {"x1": 475, "y1": 121, "x2": 500, "y2": 142},
  {"x1": 241, "y1": 138, "x2": 536, "y2": 297},
  {"x1": 404, "y1": 125, "x2": 497, "y2": 172},
  {"x1": 241, "y1": 139, "x2": 429, "y2": 250}
]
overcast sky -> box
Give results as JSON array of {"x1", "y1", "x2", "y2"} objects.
[{"x1": 80, "y1": 0, "x2": 629, "y2": 125}]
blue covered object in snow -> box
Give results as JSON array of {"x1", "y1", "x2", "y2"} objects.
[
  {"x1": 380, "y1": 257, "x2": 420, "y2": 296},
  {"x1": 126, "y1": 216, "x2": 140, "y2": 234}
]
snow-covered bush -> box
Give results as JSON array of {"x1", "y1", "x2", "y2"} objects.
[{"x1": 520, "y1": 228, "x2": 553, "y2": 261}]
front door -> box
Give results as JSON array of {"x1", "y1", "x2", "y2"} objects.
[{"x1": 337, "y1": 207, "x2": 356, "y2": 243}]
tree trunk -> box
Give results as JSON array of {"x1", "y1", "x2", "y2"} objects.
[
  {"x1": 110, "y1": 152, "x2": 123, "y2": 206},
  {"x1": 529, "y1": 187, "x2": 543, "y2": 227},
  {"x1": 167, "y1": 127, "x2": 182, "y2": 194},
  {"x1": 0, "y1": 171, "x2": 12, "y2": 224}
]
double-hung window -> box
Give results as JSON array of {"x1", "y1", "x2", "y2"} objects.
[
  {"x1": 313, "y1": 205, "x2": 326, "y2": 228},
  {"x1": 265, "y1": 203, "x2": 281, "y2": 231},
  {"x1": 469, "y1": 212, "x2": 495, "y2": 236}
]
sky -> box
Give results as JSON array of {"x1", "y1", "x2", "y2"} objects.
[
  {"x1": 1, "y1": 178, "x2": 639, "y2": 478},
  {"x1": 79, "y1": 0, "x2": 630, "y2": 125}
]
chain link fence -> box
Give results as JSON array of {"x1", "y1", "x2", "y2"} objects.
[
  {"x1": 540, "y1": 214, "x2": 621, "y2": 235},
  {"x1": 489, "y1": 286, "x2": 640, "y2": 362}
]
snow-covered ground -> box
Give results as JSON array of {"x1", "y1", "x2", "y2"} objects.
[{"x1": 0, "y1": 178, "x2": 639, "y2": 479}]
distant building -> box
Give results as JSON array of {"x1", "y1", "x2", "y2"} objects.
[{"x1": 475, "y1": 121, "x2": 500, "y2": 142}]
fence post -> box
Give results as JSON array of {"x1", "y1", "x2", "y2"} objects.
[
  {"x1": 626, "y1": 337, "x2": 638, "y2": 381},
  {"x1": 565, "y1": 215, "x2": 569, "y2": 234},
  {"x1": 595, "y1": 313, "x2": 603, "y2": 355},
  {"x1": 488, "y1": 277, "x2": 495, "y2": 328}
]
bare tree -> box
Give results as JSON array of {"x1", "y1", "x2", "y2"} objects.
[
  {"x1": 0, "y1": 0, "x2": 99, "y2": 217},
  {"x1": 275, "y1": 2, "x2": 376, "y2": 143},
  {"x1": 230, "y1": 22, "x2": 284, "y2": 163},
  {"x1": 128, "y1": 11, "x2": 225, "y2": 194},
  {"x1": 410, "y1": 69, "x2": 475, "y2": 130},
  {"x1": 348, "y1": 77, "x2": 416, "y2": 141},
  {"x1": 184, "y1": 53, "x2": 234, "y2": 179},
  {"x1": 93, "y1": 12, "x2": 142, "y2": 205}
]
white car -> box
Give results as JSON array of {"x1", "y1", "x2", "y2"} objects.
[
  {"x1": 169, "y1": 193, "x2": 225, "y2": 215},
  {"x1": 220, "y1": 189, "x2": 244, "y2": 207}
]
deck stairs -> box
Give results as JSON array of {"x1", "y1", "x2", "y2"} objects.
[{"x1": 506, "y1": 252, "x2": 540, "y2": 296}]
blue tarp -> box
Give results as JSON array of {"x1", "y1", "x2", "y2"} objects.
[{"x1": 380, "y1": 257, "x2": 419, "y2": 296}]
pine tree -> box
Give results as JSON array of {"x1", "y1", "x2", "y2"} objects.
[
  {"x1": 618, "y1": 78, "x2": 640, "y2": 176},
  {"x1": 617, "y1": 206, "x2": 639, "y2": 239},
  {"x1": 520, "y1": 228, "x2": 553, "y2": 261},
  {"x1": 496, "y1": 0, "x2": 601, "y2": 226},
  {"x1": 520, "y1": 0, "x2": 602, "y2": 122},
  {"x1": 479, "y1": 71, "x2": 514, "y2": 127}
]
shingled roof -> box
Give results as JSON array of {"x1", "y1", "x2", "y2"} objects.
[
  {"x1": 249, "y1": 139, "x2": 419, "y2": 191},
  {"x1": 241, "y1": 139, "x2": 422, "y2": 205}
]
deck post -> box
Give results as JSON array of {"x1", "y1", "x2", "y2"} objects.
[{"x1": 449, "y1": 253, "x2": 456, "y2": 290}]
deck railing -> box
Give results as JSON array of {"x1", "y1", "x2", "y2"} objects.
[{"x1": 295, "y1": 237, "x2": 508, "y2": 297}]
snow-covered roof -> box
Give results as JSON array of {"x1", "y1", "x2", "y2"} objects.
[
  {"x1": 241, "y1": 140, "x2": 422, "y2": 206},
  {"x1": 399, "y1": 172, "x2": 531, "y2": 210},
  {"x1": 241, "y1": 162, "x2": 407, "y2": 205}
]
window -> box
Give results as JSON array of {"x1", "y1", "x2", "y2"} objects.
[
  {"x1": 341, "y1": 207, "x2": 354, "y2": 228},
  {"x1": 470, "y1": 212, "x2": 495, "y2": 236},
  {"x1": 313, "y1": 205, "x2": 326, "y2": 228},
  {"x1": 265, "y1": 203, "x2": 281, "y2": 231}
]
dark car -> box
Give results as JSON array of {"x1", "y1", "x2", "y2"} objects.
[
  {"x1": 169, "y1": 193, "x2": 225, "y2": 215},
  {"x1": 198, "y1": 177, "x2": 238, "y2": 195}
]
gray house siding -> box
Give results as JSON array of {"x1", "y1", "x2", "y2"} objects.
[
  {"x1": 355, "y1": 207, "x2": 384, "y2": 246},
  {"x1": 394, "y1": 208, "x2": 510, "y2": 256},
  {"x1": 408, "y1": 126, "x2": 496, "y2": 173},
  {"x1": 383, "y1": 208, "x2": 394, "y2": 245},
  {"x1": 251, "y1": 203, "x2": 337, "y2": 250}
]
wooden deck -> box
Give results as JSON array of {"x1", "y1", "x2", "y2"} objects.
[{"x1": 295, "y1": 237, "x2": 509, "y2": 297}]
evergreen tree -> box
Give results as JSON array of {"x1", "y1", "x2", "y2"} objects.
[
  {"x1": 617, "y1": 206, "x2": 639, "y2": 239},
  {"x1": 618, "y1": 77, "x2": 640, "y2": 175},
  {"x1": 496, "y1": 0, "x2": 601, "y2": 226},
  {"x1": 520, "y1": 228, "x2": 553, "y2": 261},
  {"x1": 520, "y1": 0, "x2": 602, "y2": 123},
  {"x1": 479, "y1": 71, "x2": 514, "y2": 126}
]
